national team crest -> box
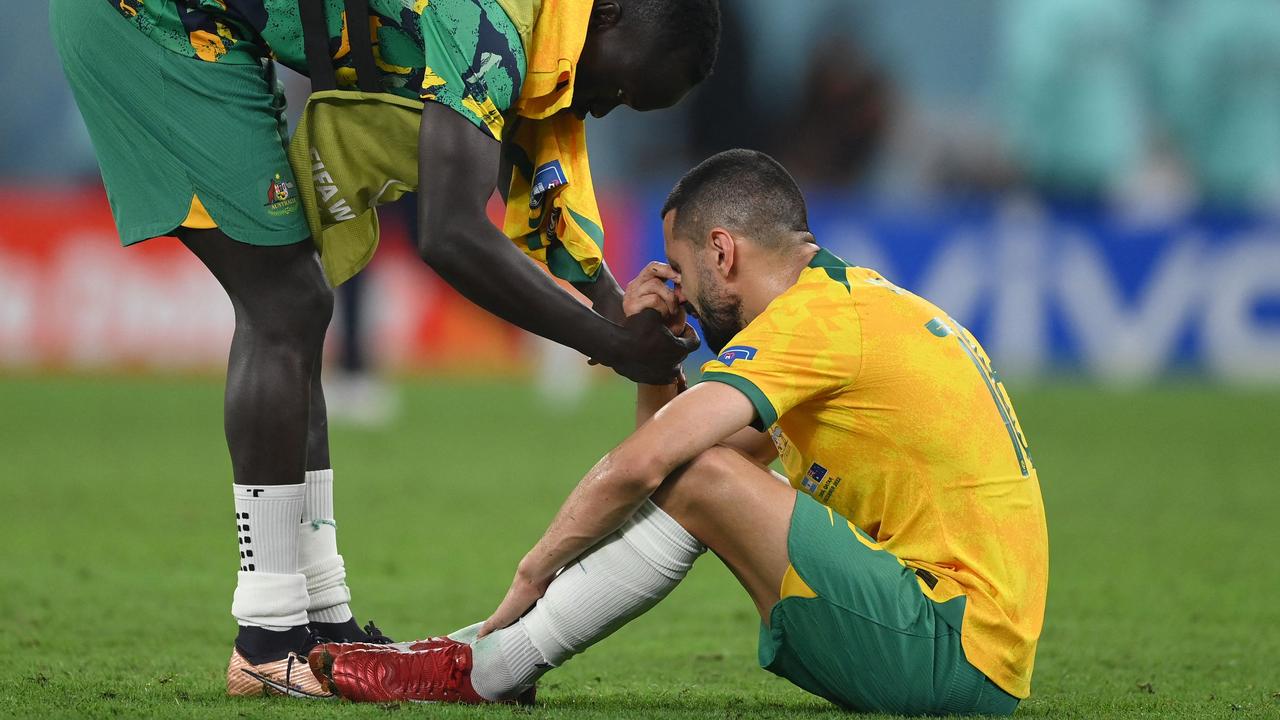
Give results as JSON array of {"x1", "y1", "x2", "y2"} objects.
[
  {"x1": 717, "y1": 345, "x2": 757, "y2": 366},
  {"x1": 264, "y1": 173, "x2": 299, "y2": 217},
  {"x1": 267, "y1": 174, "x2": 293, "y2": 205}
]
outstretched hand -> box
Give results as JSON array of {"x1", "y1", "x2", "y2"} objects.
[{"x1": 478, "y1": 565, "x2": 553, "y2": 638}]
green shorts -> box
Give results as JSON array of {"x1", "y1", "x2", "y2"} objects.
[
  {"x1": 760, "y1": 494, "x2": 1020, "y2": 716},
  {"x1": 51, "y1": 0, "x2": 309, "y2": 247}
]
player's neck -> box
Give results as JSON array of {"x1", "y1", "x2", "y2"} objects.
[{"x1": 738, "y1": 243, "x2": 820, "y2": 323}]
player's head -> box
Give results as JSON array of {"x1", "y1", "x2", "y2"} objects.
[
  {"x1": 570, "y1": 0, "x2": 721, "y2": 119},
  {"x1": 660, "y1": 149, "x2": 814, "y2": 352}
]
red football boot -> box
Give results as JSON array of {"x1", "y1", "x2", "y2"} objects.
[
  {"x1": 318, "y1": 642, "x2": 493, "y2": 704},
  {"x1": 308, "y1": 637, "x2": 454, "y2": 694}
]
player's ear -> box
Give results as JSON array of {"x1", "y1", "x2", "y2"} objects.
[
  {"x1": 591, "y1": 1, "x2": 621, "y2": 29},
  {"x1": 708, "y1": 228, "x2": 735, "y2": 278}
]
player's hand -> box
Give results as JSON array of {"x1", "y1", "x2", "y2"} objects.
[
  {"x1": 623, "y1": 262, "x2": 687, "y2": 335},
  {"x1": 596, "y1": 263, "x2": 699, "y2": 384},
  {"x1": 605, "y1": 309, "x2": 700, "y2": 385},
  {"x1": 478, "y1": 566, "x2": 553, "y2": 638}
]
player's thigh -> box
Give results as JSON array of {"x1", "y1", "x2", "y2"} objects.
[
  {"x1": 652, "y1": 446, "x2": 793, "y2": 618},
  {"x1": 178, "y1": 227, "x2": 331, "y2": 329},
  {"x1": 52, "y1": 0, "x2": 308, "y2": 248}
]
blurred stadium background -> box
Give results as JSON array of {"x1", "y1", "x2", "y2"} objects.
[
  {"x1": 3, "y1": 1, "x2": 1280, "y2": 717},
  {"x1": 5, "y1": 0, "x2": 1279, "y2": 390}
]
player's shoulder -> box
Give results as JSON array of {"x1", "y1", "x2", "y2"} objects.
[
  {"x1": 766, "y1": 247, "x2": 872, "y2": 322},
  {"x1": 732, "y1": 249, "x2": 866, "y2": 351}
]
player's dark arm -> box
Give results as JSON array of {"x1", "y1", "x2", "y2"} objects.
[
  {"x1": 417, "y1": 103, "x2": 696, "y2": 383},
  {"x1": 573, "y1": 263, "x2": 625, "y2": 323}
]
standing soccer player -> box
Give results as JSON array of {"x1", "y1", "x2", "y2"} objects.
[
  {"x1": 316, "y1": 150, "x2": 1048, "y2": 715},
  {"x1": 52, "y1": 0, "x2": 716, "y2": 697}
]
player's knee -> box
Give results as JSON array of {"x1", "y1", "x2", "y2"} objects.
[
  {"x1": 296, "y1": 273, "x2": 335, "y2": 329},
  {"x1": 656, "y1": 445, "x2": 742, "y2": 517},
  {"x1": 238, "y1": 268, "x2": 333, "y2": 346},
  {"x1": 683, "y1": 445, "x2": 741, "y2": 481}
]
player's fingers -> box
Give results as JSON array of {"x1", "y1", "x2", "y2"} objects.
[
  {"x1": 640, "y1": 261, "x2": 677, "y2": 281},
  {"x1": 626, "y1": 262, "x2": 677, "y2": 294},
  {"x1": 478, "y1": 606, "x2": 518, "y2": 638},
  {"x1": 634, "y1": 284, "x2": 679, "y2": 316},
  {"x1": 625, "y1": 282, "x2": 680, "y2": 319}
]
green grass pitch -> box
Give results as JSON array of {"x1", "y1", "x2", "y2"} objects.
[{"x1": 2, "y1": 376, "x2": 1278, "y2": 719}]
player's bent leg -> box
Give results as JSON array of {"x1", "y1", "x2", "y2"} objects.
[
  {"x1": 318, "y1": 497, "x2": 709, "y2": 703},
  {"x1": 468, "y1": 500, "x2": 705, "y2": 701},
  {"x1": 650, "y1": 446, "x2": 795, "y2": 622},
  {"x1": 759, "y1": 491, "x2": 1020, "y2": 714},
  {"x1": 661, "y1": 447, "x2": 1018, "y2": 716}
]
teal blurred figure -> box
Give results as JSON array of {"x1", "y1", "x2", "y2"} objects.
[
  {"x1": 999, "y1": 0, "x2": 1149, "y2": 198},
  {"x1": 1158, "y1": 0, "x2": 1280, "y2": 208}
]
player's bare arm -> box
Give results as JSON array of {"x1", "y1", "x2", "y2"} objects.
[
  {"x1": 417, "y1": 104, "x2": 697, "y2": 385},
  {"x1": 627, "y1": 261, "x2": 777, "y2": 462},
  {"x1": 479, "y1": 381, "x2": 756, "y2": 637}
]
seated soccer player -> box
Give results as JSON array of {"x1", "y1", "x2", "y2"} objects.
[{"x1": 311, "y1": 150, "x2": 1049, "y2": 715}]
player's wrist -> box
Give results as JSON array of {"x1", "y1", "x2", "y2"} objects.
[
  {"x1": 592, "y1": 319, "x2": 631, "y2": 369},
  {"x1": 515, "y1": 554, "x2": 552, "y2": 585}
]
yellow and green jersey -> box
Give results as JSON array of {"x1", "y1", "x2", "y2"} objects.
[
  {"x1": 104, "y1": 0, "x2": 527, "y2": 137},
  {"x1": 700, "y1": 247, "x2": 1049, "y2": 699}
]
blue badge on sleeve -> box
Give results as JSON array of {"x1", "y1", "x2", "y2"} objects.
[
  {"x1": 529, "y1": 160, "x2": 568, "y2": 209},
  {"x1": 717, "y1": 345, "x2": 757, "y2": 366}
]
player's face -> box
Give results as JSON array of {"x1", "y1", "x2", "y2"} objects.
[
  {"x1": 572, "y1": 18, "x2": 695, "y2": 119},
  {"x1": 663, "y1": 213, "x2": 746, "y2": 354}
]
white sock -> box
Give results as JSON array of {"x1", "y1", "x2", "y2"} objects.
[
  {"x1": 230, "y1": 483, "x2": 309, "y2": 630},
  {"x1": 299, "y1": 469, "x2": 354, "y2": 624},
  {"x1": 470, "y1": 500, "x2": 705, "y2": 701}
]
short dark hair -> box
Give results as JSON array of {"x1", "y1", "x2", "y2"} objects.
[
  {"x1": 633, "y1": 0, "x2": 721, "y2": 85},
  {"x1": 661, "y1": 149, "x2": 811, "y2": 248}
]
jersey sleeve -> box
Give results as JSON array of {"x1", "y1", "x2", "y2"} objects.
[
  {"x1": 417, "y1": 0, "x2": 527, "y2": 139},
  {"x1": 698, "y1": 287, "x2": 862, "y2": 430}
]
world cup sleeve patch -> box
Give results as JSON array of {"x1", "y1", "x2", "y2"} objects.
[
  {"x1": 717, "y1": 345, "x2": 758, "y2": 366},
  {"x1": 529, "y1": 160, "x2": 568, "y2": 209}
]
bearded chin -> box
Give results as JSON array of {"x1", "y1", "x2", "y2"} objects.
[{"x1": 697, "y1": 295, "x2": 745, "y2": 355}]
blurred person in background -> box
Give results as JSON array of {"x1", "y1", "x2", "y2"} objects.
[
  {"x1": 686, "y1": 5, "x2": 763, "y2": 160},
  {"x1": 999, "y1": 0, "x2": 1149, "y2": 200},
  {"x1": 322, "y1": 201, "x2": 411, "y2": 427},
  {"x1": 52, "y1": 0, "x2": 714, "y2": 698},
  {"x1": 1157, "y1": 0, "x2": 1280, "y2": 210},
  {"x1": 771, "y1": 33, "x2": 891, "y2": 189}
]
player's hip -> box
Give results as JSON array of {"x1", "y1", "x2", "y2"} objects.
[
  {"x1": 757, "y1": 493, "x2": 1023, "y2": 715},
  {"x1": 53, "y1": 0, "x2": 308, "y2": 247}
]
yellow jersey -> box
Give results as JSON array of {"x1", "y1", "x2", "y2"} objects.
[{"x1": 699, "y1": 247, "x2": 1048, "y2": 699}]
